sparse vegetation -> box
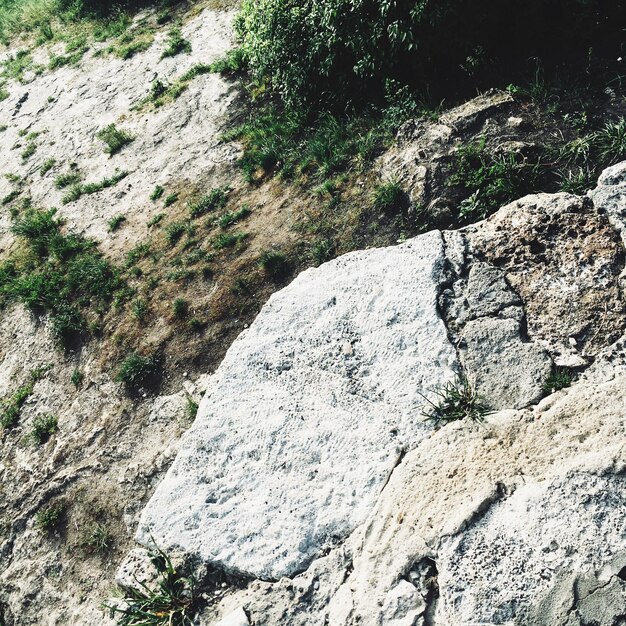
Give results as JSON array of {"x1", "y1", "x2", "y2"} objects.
[
  {"x1": 160, "y1": 27, "x2": 191, "y2": 59},
  {"x1": 421, "y1": 376, "x2": 489, "y2": 427},
  {"x1": 97, "y1": 124, "x2": 134, "y2": 156},
  {"x1": 0, "y1": 367, "x2": 48, "y2": 430},
  {"x1": 213, "y1": 231, "x2": 247, "y2": 251},
  {"x1": 372, "y1": 181, "x2": 406, "y2": 215},
  {"x1": 259, "y1": 250, "x2": 291, "y2": 283},
  {"x1": 0, "y1": 208, "x2": 123, "y2": 344},
  {"x1": 62, "y1": 169, "x2": 128, "y2": 204},
  {"x1": 189, "y1": 186, "x2": 230, "y2": 219},
  {"x1": 30, "y1": 413, "x2": 58, "y2": 445},
  {"x1": 116, "y1": 352, "x2": 160, "y2": 394},
  {"x1": 543, "y1": 368, "x2": 574, "y2": 394},
  {"x1": 186, "y1": 397, "x2": 199, "y2": 420},
  {"x1": 218, "y1": 205, "x2": 251, "y2": 229},
  {"x1": 108, "y1": 214, "x2": 127, "y2": 232},
  {"x1": 106, "y1": 544, "x2": 197, "y2": 626},
  {"x1": 81, "y1": 522, "x2": 113, "y2": 554},
  {"x1": 35, "y1": 502, "x2": 64, "y2": 533}
]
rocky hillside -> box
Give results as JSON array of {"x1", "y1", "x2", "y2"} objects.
[{"x1": 0, "y1": 2, "x2": 626, "y2": 626}]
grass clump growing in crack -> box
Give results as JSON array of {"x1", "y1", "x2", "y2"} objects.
[
  {"x1": 371, "y1": 181, "x2": 406, "y2": 214},
  {"x1": 164, "y1": 192, "x2": 178, "y2": 207},
  {"x1": 421, "y1": 376, "x2": 489, "y2": 428},
  {"x1": 161, "y1": 27, "x2": 191, "y2": 59},
  {"x1": 543, "y1": 368, "x2": 574, "y2": 394},
  {"x1": 172, "y1": 297, "x2": 188, "y2": 319},
  {"x1": 30, "y1": 413, "x2": 58, "y2": 445},
  {"x1": 35, "y1": 502, "x2": 64, "y2": 533},
  {"x1": 218, "y1": 205, "x2": 251, "y2": 229},
  {"x1": 71, "y1": 368, "x2": 83, "y2": 388},
  {"x1": 106, "y1": 544, "x2": 197, "y2": 626},
  {"x1": 150, "y1": 185, "x2": 164, "y2": 201},
  {"x1": 40, "y1": 158, "x2": 56, "y2": 176},
  {"x1": 96, "y1": 124, "x2": 134, "y2": 156},
  {"x1": 55, "y1": 171, "x2": 81, "y2": 189},
  {"x1": 213, "y1": 231, "x2": 247, "y2": 251}
]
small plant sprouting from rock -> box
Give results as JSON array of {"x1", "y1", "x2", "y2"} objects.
[
  {"x1": 106, "y1": 544, "x2": 197, "y2": 626},
  {"x1": 421, "y1": 376, "x2": 489, "y2": 427},
  {"x1": 164, "y1": 193, "x2": 178, "y2": 207},
  {"x1": 30, "y1": 413, "x2": 58, "y2": 445},
  {"x1": 186, "y1": 397, "x2": 199, "y2": 421},
  {"x1": 71, "y1": 368, "x2": 83, "y2": 388},
  {"x1": 35, "y1": 502, "x2": 64, "y2": 533},
  {"x1": 81, "y1": 522, "x2": 113, "y2": 554},
  {"x1": 0, "y1": 366, "x2": 49, "y2": 430},
  {"x1": 108, "y1": 214, "x2": 126, "y2": 232},
  {"x1": 161, "y1": 28, "x2": 191, "y2": 59},
  {"x1": 97, "y1": 123, "x2": 134, "y2": 156},
  {"x1": 543, "y1": 368, "x2": 574, "y2": 394},
  {"x1": 372, "y1": 180, "x2": 406, "y2": 214},
  {"x1": 150, "y1": 185, "x2": 164, "y2": 201}
]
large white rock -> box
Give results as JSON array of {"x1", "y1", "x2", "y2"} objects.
[{"x1": 137, "y1": 231, "x2": 458, "y2": 580}]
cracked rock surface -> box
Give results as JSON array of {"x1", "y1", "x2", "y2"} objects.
[{"x1": 134, "y1": 166, "x2": 626, "y2": 625}]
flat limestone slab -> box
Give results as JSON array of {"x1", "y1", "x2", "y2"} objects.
[{"x1": 137, "y1": 231, "x2": 457, "y2": 580}]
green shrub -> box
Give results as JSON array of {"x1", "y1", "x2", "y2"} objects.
[
  {"x1": 55, "y1": 172, "x2": 81, "y2": 189},
  {"x1": 108, "y1": 214, "x2": 126, "y2": 232},
  {"x1": 237, "y1": 0, "x2": 626, "y2": 109},
  {"x1": 150, "y1": 185, "x2": 165, "y2": 201},
  {"x1": 96, "y1": 123, "x2": 134, "y2": 155},
  {"x1": 218, "y1": 205, "x2": 251, "y2": 229}
]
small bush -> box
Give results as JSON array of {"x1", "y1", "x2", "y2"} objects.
[
  {"x1": 62, "y1": 170, "x2": 128, "y2": 204},
  {"x1": 421, "y1": 376, "x2": 489, "y2": 427},
  {"x1": 165, "y1": 222, "x2": 186, "y2": 246},
  {"x1": 161, "y1": 28, "x2": 191, "y2": 59},
  {"x1": 186, "y1": 397, "x2": 199, "y2": 419},
  {"x1": 30, "y1": 413, "x2": 58, "y2": 445},
  {"x1": 131, "y1": 298, "x2": 149, "y2": 322},
  {"x1": 96, "y1": 124, "x2": 134, "y2": 155},
  {"x1": 213, "y1": 231, "x2": 247, "y2": 251},
  {"x1": 209, "y1": 47, "x2": 247, "y2": 74},
  {"x1": 116, "y1": 352, "x2": 160, "y2": 393},
  {"x1": 259, "y1": 250, "x2": 291, "y2": 283}
]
